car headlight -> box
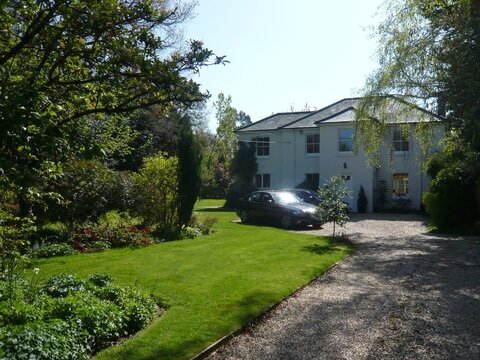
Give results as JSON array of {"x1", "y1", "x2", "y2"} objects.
[{"x1": 292, "y1": 210, "x2": 303, "y2": 216}]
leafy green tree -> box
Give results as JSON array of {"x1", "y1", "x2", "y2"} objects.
[
  {"x1": 315, "y1": 176, "x2": 351, "y2": 237},
  {"x1": 113, "y1": 108, "x2": 180, "y2": 171},
  {"x1": 356, "y1": 0, "x2": 480, "y2": 227},
  {"x1": 177, "y1": 114, "x2": 202, "y2": 226},
  {"x1": 0, "y1": 0, "x2": 223, "y2": 212},
  {"x1": 132, "y1": 154, "x2": 179, "y2": 237},
  {"x1": 214, "y1": 93, "x2": 238, "y2": 167}
]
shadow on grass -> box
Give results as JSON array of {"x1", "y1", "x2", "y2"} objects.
[
  {"x1": 302, "y1": 243, "x2": 335, "y2": 255},
  {"x1": 196, "y1": 207, "x2": 236, "y2": 213}
]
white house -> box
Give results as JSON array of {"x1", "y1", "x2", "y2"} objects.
[{"x1": 236, "y1": 98, "x2": 444, "y2": 212}]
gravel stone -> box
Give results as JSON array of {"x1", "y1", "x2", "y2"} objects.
[{"x1": 206, "y1": 213, "x2": 480, "y2": 360}]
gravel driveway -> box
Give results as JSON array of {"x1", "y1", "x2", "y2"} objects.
[{"x1": 206, "y1": 213, "x2": 480, "y2": 359}]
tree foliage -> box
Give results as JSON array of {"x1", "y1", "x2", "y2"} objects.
[
  {"x1": 357, "y1": 0, "x2": 480, "y2": 146},
  {"x1": 214, "y1": 93, "x2": 238, "y2": 166},
  {"x1": 132, "y1": 154, "x2": 179, "y2": 236},
  {"x1": 0, "y1": 0, "x2": 223, "y2": 203},
  {"x1": 225, "y1": 142, "x2": 258, "y2": 208},
  {"x1": 177, "y1": 113, "x2": 202, "y2": 226},
  {"x1": 357, "y1": 0, "x2": 480, "y2": 227},
  {"x1": 315, "y1": 176, "x2": 350, "y2": 237}
]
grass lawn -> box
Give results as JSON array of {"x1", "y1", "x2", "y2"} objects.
[{"x1": 34, "y1": 199, "x2": 352, "y2": 360}]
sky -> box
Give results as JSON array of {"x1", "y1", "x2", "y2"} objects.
[{"x1": 185, "y1": 0, "x2": 385, "y2": 131}]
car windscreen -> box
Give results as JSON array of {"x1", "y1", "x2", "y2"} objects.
[{"x1": 272, "y1": 192, "x2": 302, "y2": 205}]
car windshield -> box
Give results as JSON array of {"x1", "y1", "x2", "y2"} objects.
[{"x1": 272, "y1": 192, "x2": 302, "y2": 205}]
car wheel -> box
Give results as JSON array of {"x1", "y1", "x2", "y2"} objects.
[
  {"x1": 281, "y1": 214, "x2": 292, "y2": 229},
  {"x1": 240, "y1": 211, "x2": 249, "y2": 223}
]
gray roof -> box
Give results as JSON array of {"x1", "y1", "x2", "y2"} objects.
[
  {"x1": 284, "y1": 98, "x2": 360, "y2": 128},
  {"x1": 237, "y1": 97, "x2": 440, "y2": 133},
  {"x1": 236, "y1": 111, "x2": 313, "y2": 132}
]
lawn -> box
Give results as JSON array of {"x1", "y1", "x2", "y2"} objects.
[{"x1": 34, "y1": 200, "x2": 352, "y2": 360}]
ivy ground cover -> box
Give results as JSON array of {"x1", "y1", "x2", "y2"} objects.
[{"x1": 34, "y1": 200, "x2": 352, "y2": 360}]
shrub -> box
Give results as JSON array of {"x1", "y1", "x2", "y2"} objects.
[
  {"x1": 423, "y1": 165, "x2": 476, "y2": 229},
  {"x1": 49, "y1": 294, "x2": 125, "y2": 350},
  {"x1": 44, "y1": 159, "x2": 133, "y2": 226},
  {"x1": 189, "y1": 213, "x2": 218, "y2": 235},
  {"x1": 70, "y1": 225, "x2": 153, "y2": 253},
  {"x1": 0, "y1": 273, "x2": 158, "y2": 357},
  {"x1": 30, "y1": 243, "x2": 77, "y2": 259},
  {"x1": 357, "y1": 186, "x2": 368, "y2": 213},
  {"x1": 179, "y1": 226, "x2": 202, "y2": 239},
  {"x1": 132, "y1": 153, "x2": 180, "y2": 235},
  {"x1": 0, "y1": 320, "x2": 90, "y2": 360},
  {"x1": 42, "y1": 274, "x2": 87, "y2": 298}
]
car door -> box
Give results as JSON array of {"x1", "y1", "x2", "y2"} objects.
[
  {"x1": 248, "y1": 192, "x2": 263, "y2": 219},
  {"x1": 261, "y1": 192, "x2": 283, "y2": 223}
]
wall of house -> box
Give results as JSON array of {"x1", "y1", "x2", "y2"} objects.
[
  {"x1": 376, "y1": 123, "x2": 445, "y2": 211},
  {"x1": 237, "y1": 122, "x2": 444, "y2": 213},
  {"x1": 317, "y1": 123, "x2": 375, "y2": 212}
]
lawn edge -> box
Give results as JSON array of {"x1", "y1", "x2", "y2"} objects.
[{"x1": 189, "y1": 251, "x2": 352, "y2": 360}]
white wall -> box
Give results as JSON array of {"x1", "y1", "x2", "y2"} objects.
[
  {"x1": 237, "y1": 122, "x2": 444, "y2": 212},
  {"x1": 318, "y1": 123, "x2": 375, "y2": 212}
]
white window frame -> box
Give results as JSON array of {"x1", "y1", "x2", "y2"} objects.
[
  {"x1": 255, "y1": 173, "x2": 271, "y2": 189},
  {"x1": 253, "y1": 137, "x2": 270, "y2": 157},
  {"x1": 392, "y1": 127, "x2": 409, "y2": 152},
  {"x1": 338, "y1": 128, "x2": 354, "y2": 153},
  {"x1": 392, "y1": 173, "x2": 409, "y2": 199},
  {"x1": 306, "y1": 134, "x2": 320, "y2": 155}
]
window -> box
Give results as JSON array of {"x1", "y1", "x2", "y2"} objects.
[
  {"x1": 305, "y1": 173, "x2": 320, "y2": 189},
  {"x1": 253, "y1": 137, "x2": 270, "y2": 156},
  {"x1": 306, "y1": 134, "x2": 320, "y2": 154},
  {"x1": 255, "y1": 174, "x2": 271, "y2": 188},
  {"x1": 338, "y1": 128, "x2": 354, "y2": 152},
  {"x1": 392, "y1": 128, "x2": 409, "y2": 152},
  {"x1": 392, "y1": 173, "x2": 409, "y2": 197}
]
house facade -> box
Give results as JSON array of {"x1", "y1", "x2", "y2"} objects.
[{"x1": 236, "y1": 98, "x2": 444, "y2": 212}]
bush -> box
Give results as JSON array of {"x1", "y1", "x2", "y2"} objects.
[
  {"x1": 224, "y1": 181, "x2": 257, "y2": 209},
  {"x1": 30, "y1": 243, "x2": 77, "y2": 259},
  {"x1": 357, "y1": 186, "x2": 368, "y2": 213},
  {"x1": 70, "y1": 225, "x2": 153, "y2": 253},
  {"x1": 0, "y1": 320, "x2": 90, "y2": 360},
  {"x1": 0, "y1": 273, "x2": 158, "y2": 357},
  {"x1": 189, "y1": 213, "x2": 218, "y2": 235},
  {"x1": 49, "y1": 294, "x2": 125, "y2": 350},
  {"x1": 423, "y1": 165, "x2": 476, "y2": 229},
  {"x1": 179, "y1": 226, "x2": 202, "y2": 239},
  {"x1": 42, "y1": 274, "x2": 87, "y2": 298},
  {"x1": 44, "y1": 159, "x2": 133, "y2": 226},
  {"x1": 132, "y1": 153, "x2": 180, "y2": 236}
]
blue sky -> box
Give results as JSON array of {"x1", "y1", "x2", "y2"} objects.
[{"x1": 185, "y1": 0, "x2": 384, "y2": 131}]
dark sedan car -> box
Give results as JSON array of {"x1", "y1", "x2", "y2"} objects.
[
  {"x1": 236, "y1": 190, "x2": 321, "y2": 229},
  {"x1": 284, "y1": 189, "x2": 321, "y2": 206}
]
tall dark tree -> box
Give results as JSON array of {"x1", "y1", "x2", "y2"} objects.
[
  {"x1": 113, "y1": 108, "x2": 180, "y2": 172},
  {"x1": 177, "y1": 113, "x2": 202, "y2": 226},
  {"x1": 225, "y1": 142, "x2": 258, "y2": 208}
]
